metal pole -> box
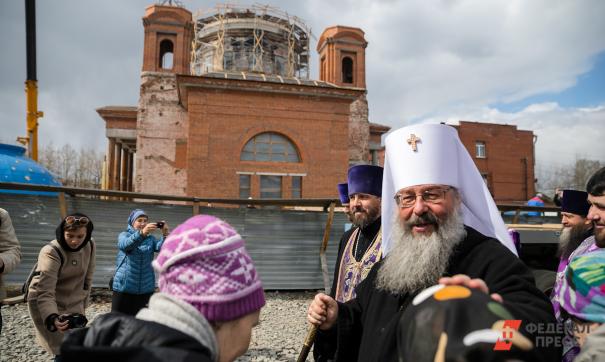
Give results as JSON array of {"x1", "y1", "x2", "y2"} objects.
[{"x1": 25, "y1": 0, "x2": 43, "y2": 161}]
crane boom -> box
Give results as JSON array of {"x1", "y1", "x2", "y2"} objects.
[{"x1": 22, "y1": 0, "x2": 43, "y2": 160}]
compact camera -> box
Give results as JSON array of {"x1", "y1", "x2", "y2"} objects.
[
  {"x1": 155, "y1": 221, "x2": 165, "y2": 229},
  {"x1": 58, "y1": 313, "x2": 88, "y2": 329}
]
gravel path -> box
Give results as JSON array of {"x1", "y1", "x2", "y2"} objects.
[{"x1": 0, "y1": 290, "x2": 317, "y2": 362}]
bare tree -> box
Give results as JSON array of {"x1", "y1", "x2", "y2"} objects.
[
  {"x1": 572, "y1": 158, "x2": 602, "y2": 190},
  {"x1": 39, "y1": 144, "x2": 104, "y2": 188},
  {"x1": 536, "y1": 157, "x2": 603, "y2": 197}
]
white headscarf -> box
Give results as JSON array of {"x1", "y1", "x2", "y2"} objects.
[{"x1": 381, "y1": 123, "x2": 517, "y2": 256}]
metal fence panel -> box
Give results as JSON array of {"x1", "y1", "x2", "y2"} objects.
[
  {"x1": 1, "y1": 194, "x2": 344, "y2": 290},
  {"x1": 2, "y1": 193, "x2": 560, "y2": 291}
]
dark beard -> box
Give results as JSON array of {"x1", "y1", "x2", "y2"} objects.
[
  {"x1": 376, "y1": 208, "x2": 466, "y2": 295},
  {"x1": 558, "y1": 225, "x2": 590, "y2": 259},
  {"x1": 351, "y1": 206, "x2": 380, "y2": 229}
]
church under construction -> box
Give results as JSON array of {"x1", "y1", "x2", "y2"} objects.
[{"x1": 99, "y1": 3, "x2": 389, "y2": 199}]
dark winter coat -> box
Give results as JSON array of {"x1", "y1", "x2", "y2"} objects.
[
  {"x1": 61, "y1": 313, "x2": 213, "y2": 362},
  {"x1": 61, "y1": 293, "x2": 216, "y2": 362},
  {"x1": 314, "y1": 226, "x2": 561, "y2": 362}
]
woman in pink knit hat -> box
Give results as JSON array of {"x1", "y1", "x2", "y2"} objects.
[{"x1": 61, "y1": 214, "x2": 266, "y2": 362}]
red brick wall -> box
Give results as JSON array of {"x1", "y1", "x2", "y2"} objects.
[
  {"x1": 455, "y1": 121, "x2": 535, "y2": 202},
  {"x1": 183, "y1": 81, "x2": 359, "y2": 199}
]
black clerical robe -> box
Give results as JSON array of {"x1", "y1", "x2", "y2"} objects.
[
  {"x1": 313, "y1": 218, "x2": 381, "y2": 361},
  {"x1": 314, "y1": 226, "x2": 561, "y2": 362}
]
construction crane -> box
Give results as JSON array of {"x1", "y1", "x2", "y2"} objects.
[{"x1": 17, "y1": 0, "x2": 43, "y2": 161}]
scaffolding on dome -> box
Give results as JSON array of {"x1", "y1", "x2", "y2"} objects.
[
  {"x1": 190, "y1": 3, "x2": 312, "y2": 79},
  {"x1": 157, "y1": 0, "x2": 185, "y2": 7}
]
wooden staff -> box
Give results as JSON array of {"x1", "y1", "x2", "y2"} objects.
[
  {"x1": 297, "y1": 202, "x2": 335, "y2": 362},
  {"x1": 297, "y1": 325, "x2": 318, "y2": 362}
]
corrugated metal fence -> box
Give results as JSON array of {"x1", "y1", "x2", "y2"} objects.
[{"x1": 1, "y1": 194, "x2": 345, "y2": 290}]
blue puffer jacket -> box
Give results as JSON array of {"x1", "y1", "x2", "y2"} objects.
[{"x1": 112, "y1": 224, "x2": 164, "y2": 294}]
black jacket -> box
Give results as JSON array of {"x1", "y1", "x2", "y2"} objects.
[
  {"x1": 315, "y1": 227, "x2": 561, "y2": 362},
  {"x1": 61, "y1": 313, "x2": 213, "y2": 362}
]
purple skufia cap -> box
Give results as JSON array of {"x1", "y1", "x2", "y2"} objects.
[
  {"x1": 562, "y1": 189, "x2": 590, "y2": 217},
  {"x1": 337, "y1": 183, "x2": 349, "y2": 204},
  {"x1": 348, "y1": 165, "x2": 383, "y2": 197}
]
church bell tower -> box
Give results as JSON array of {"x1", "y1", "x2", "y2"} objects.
[
  {"x1": 317, "y1": 26, "x2": 367, "y2": 89},
  {"x1": 318, "y1": 26, "x2": 369, "y2": 164},
  {"x1": 142, "y1": 3, "x2": 193, "y2": 74}
]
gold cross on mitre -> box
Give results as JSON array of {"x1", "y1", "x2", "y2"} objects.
[{"x1": 407, "y1": 134, "x2": 421, "y2": 152}]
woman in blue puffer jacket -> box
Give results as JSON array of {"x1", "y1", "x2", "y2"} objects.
[{"x1": 111, "y1": 209, "x2": 169, "y2": 315}]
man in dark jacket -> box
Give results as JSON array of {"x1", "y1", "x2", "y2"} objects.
[
  {"x1": 308, "y1": 124, "x2": 559, "y2": 361},
  {"x1": 60, "y1": 306, "x2": 214, "y2": 362}
]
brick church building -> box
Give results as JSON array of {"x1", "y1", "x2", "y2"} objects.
[
  {"x1": 98, "y1": 3, "x2": 536, "y2": 202},
  {"x1": 99, "y1": 3, "x2": 389, "y2": 199}
]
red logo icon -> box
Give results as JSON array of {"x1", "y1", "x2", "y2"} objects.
[{"x1": 493, "y1": 320, "x2": 522, "y2": 351}]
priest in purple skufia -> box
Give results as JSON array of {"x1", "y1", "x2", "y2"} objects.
[
  {"x1": 331, "y1": 165, "x2": 383, "y2": 303},
  {"x1": 314, "y1": 165, "x2": 383, "y2": 362},
  {"x1": 337, "y1": 182, "x2": 353, "y2": 224}
]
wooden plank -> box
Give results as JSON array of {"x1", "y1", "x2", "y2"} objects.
[
  {"x1": 319, "y1": 202, "x2": 335, "y2": 294},
  {"x1": 506, "y1": 223, "x2": 561, "y2": 231},
  {"x1": 512, "y1": 209, "x2": 520, "y2": 224},
  {"x1": 0, "y1": 181, "x2": 340, "y2": 207},
  {"x1": 297, "y1": 203, "x2": 336, "y2": 362},
  {"x1": 57, "y1": 192, "x2": 68, "y2": 219},
  {"x1": 1, "y1": 295, "x2": 25, "y2": 306}
]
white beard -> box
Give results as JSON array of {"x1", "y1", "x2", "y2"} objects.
[{"x1": 376, "y1": 208, "x2": 466, "y2": 295}]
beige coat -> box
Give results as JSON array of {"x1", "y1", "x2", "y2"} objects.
[
  {"x1": 0, "y1": 208, "x2": 21, "y2": 301},
  {"x1": 27, "y1": 239, "x2": 95, "y2": 355}
]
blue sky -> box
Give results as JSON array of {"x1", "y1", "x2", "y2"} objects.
[{"x1": 493, "y1": 51, "x2": 605, "y2": 112}]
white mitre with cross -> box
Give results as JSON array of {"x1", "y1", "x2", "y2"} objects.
[{"x1": 381, "y1": 123, "x2": 517, "y2": 256}]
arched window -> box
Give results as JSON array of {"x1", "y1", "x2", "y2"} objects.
[
  {"x1": 159, "y1": 39, "x2": 174, "y2": 69},
  {"x1": 240, "y1": 132, "x2": 300, "y2": 162},
  {"x1": 342, "y1": 57, "x2": 353, "y2": 84}
]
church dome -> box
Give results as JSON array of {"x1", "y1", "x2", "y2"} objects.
[{"x1": 0, "y1": 143, "x2": 62, "y2": 195}]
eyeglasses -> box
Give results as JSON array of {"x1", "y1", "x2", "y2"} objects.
[
  {"x1": 65, "y1": 216, "x2": 89, "y2": 226},
  {"x1": 394, "y1": 187, "x2": 452, "y2": 208}
]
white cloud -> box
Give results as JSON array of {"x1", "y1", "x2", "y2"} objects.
[
  {"x1": 0, "y1": 0, "x2": 604, "y2": 170},
  {"x1": 418, "y1": 102, "x2": 605, "y2": 167}
]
